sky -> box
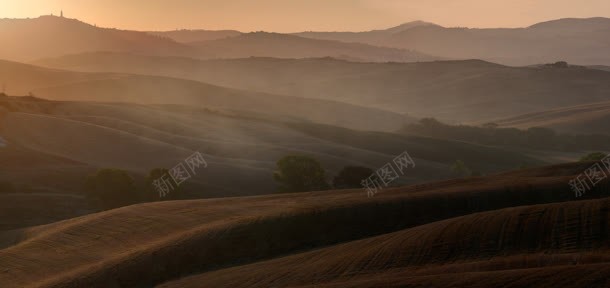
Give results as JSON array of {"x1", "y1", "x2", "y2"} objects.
[{"x1": 0, "y1": 0, "x2": 609, "y2": 32}]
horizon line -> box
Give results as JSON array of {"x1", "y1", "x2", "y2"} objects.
[{"x1": 1, "y1": 14, "x2": 609, "y2": 34}]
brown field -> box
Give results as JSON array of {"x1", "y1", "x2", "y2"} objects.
[
  {"x1": 1, "y1": 10, "x2": 608, "y2": 288},
  {"x1": 1, "y1": 162, "x2": 608, "y2": 287}
]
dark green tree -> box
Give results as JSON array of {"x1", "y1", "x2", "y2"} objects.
[
  {"x1": 273, "y1": 155, "x2": 330, "y2": 193},
  {"x1": 580, "y1": 152, "x2": 608, "y2": 162},
  {"x1": 85, "y1": 169, "x2": 138, "y2": 210},
  {"x1": 451, "y1": 160, "x2": 471, "y2": 177},
  {"x1": 333, "y1": 166, "x2": 374, "y2": 189}
]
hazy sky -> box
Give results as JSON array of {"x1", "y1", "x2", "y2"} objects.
[{"x1": 1, "y1": 0, "x2": 609, "y2": 32}]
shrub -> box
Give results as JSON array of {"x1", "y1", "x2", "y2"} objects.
[
  {"x1": 451, "y1": 160, "x2": 471, "y2": 177},
  {"x1": 273, "y1": 155, "x2": 330, "y2": 193},
  {"x1": 580, "y1": 152, "x2": 608, "y2": 162}
]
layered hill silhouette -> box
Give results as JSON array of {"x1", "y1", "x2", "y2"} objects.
[
  {"x1": 37, "y1": 53, "x2": 610, "y2": 123},
  {"x1": 0, "y1": 16, "x2": 195, "y2": 61},
  {"x1": 0, "y1": 59, "x2": 410, "y2": 132},
  {"x1": 297, "y1": 18, "x2": 610, "y2": 66},
  {"x1": 0, "y1": 161, "x2": 608, "y2": 287},
  {"x1": 0, "y1": 94, "x2": 541, "y2": 200},
  {"x1": 496, "y1": 100, "x2": 610, "y2": 135},
  {"x1": 148, "y1": 29, "x2": 241, "y2": 43},
  {"x1": 0, "y1": 16, "x2": 434, "y2": 63},
  {"x1": 3, "y1": 16, "x2": 608, "y2": 65},
  {"x1": 188, "y1": 32, "x2": 437, "y2": 62}
]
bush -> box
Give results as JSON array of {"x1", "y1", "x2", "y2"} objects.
[
  {"x1": 85, "y1": 169, "x2": 138, "y2": 210},
  {"x1": 273, "y1": 155, "x2": 330, "y2": 193},
  {"x1": 451, "y1": 160, "x2": 471, "y2": 177},
  {"x1": 333, "y1": 166, "x2": 374, "y2": 189},
  {"x1": 580, "y1": 152, "x2": 608, "y2": 162}
]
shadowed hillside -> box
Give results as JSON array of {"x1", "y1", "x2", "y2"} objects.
[
  {"x1": 0, "y1": 60, "x2": 410, "y2": 132},
  {"x1": 147, "y1": 30, "x2": 242, "y2": 43},
  {"x1": 495, "y1": 100, "x2": 610, "y2": 135},
  {"x1": 0, "y1": 162, "x2": 608, "y2": 287},
  {"x1": 188, "y1": 32, "x2": 437, "y2": 62},
  {"x1": 37, "y1": 54, "x2": 610, "y2": 123},
  {"x1": 161, "y1": 196, "x2": 610, "y2": 288},
  {"x1": 0, "y1": 95, "x2": 542, "y2": 199}
]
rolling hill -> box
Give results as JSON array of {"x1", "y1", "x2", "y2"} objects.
[
  {"x1": 0, "y1": 59, "x2": 410, "y2": 132},
  {"x1": 296, "y1": 18, "x2": 610, "y2": 66},
  {"x1": 0, "y1": 15, "x2": 435, "y2": 63},
  {"x1": 188, "y1": 32, "x2": 437, "y2": 62},
  {"x1": 4, "y1": 16, "x2": 608, "y2": 65},
  {"x1": 37, "y1": 53, "x2": 610, "y2": 123},
  {"x1": 147, "y1": 29, "x2": 242, "y2": 43},
  {"x1": 0, "y1": 161, "x2": 607, "y2": 287},
  {"x1": 0, "y1": 15, "x2": 195, "y2": 61},
  {"x1": 495, "y1": 100, "x2": 610, "y2": 135},
  {"x1": 0, "y1": 95, "x2": 542, "y2": 199}
]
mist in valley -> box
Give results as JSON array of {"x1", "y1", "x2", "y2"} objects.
[{"x1": 1, "y1": 1, "x2": 610, "y2": 287}]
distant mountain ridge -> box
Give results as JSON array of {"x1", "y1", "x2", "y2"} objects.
[
  {"x1": 296, "y1": 17, "x2": 610, "y2": 66},
  {"x1": 147, "y1": 29, "x2": 242, "y2": 43},
  {"x1": 0, "y1": 15, "x2": 436, "y2": 63},
  {"x1": 0, "y1": 15, "x2": 195, "y2": 61},
  {"x1": 3, "y1": 16, "x2": 609, "y2": 65},
  {"x1": 189, "y1": 31, "x2": 437, "y2": 62}
]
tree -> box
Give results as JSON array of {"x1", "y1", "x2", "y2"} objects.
[
  {"x1": 451, "y1": 160, "x2": 471, "y2": 177},
  {"x1": 482, "y1": 122, "x2": 499, "y2": 129},
  {"x1": 273, "y1": 155, "x2": 330, "y2": 193},
  {"x1": 580, "y1": 152, "x2": 608, "y2": 162},
  {"x1": 85, "y1": 169, "x2": 138, "y2": 210},
  {"x1": 333, "y1": 166, "x2": 374, "y2": 189},
  {"x1": 419, "y1": 117, "x2": 442, "y2": 127}
]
